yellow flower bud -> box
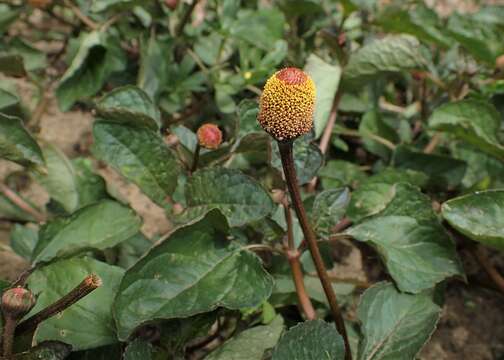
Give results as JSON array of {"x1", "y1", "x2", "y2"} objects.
[{"x1": 258, "y1": 67, "x2": 316, "y2": 141}]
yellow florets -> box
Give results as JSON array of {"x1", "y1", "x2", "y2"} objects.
[{"x1": 258, "y1": 67, "x2": 316, "y2": 141}]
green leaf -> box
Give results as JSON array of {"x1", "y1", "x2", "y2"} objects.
[
  {"x1": 441, "y1": 190, "x2": 504, "y2": 251},
  {"x1": 0, "y1": 113, "x2": 43, "y2": 166},
  {"x1": 56, "y1": 31, "x2": 126, "y2": 111},
  {"x1": 393, "y1": 145, "x2": 467, "y2": 190},
  {"x1": 342, "y1": 35, "x2": 426, "y2": 89},
  {"x1": 113, "y1": 210, "x2": 274, "y2": 340},
  {"x1": 357, "y1": 282, "x2": 441, "y2": 360},
  {"x1": 311, "y1": 188, "x2": 350, "y2": 239},
  {"x1": 0, "y1": 4, "x2": 20, "y2": 35},
  {"x1": 10, "y1": 224, "x2": 38, "y2": 260},
  {"x1": 347, "y1": 183, "x2": 463, "y2": 293},
  {"x1": 304, "y1": 54, "x2": 341, "y2": 138},
  {"x1": 96, "y1": 85, "x2": 161, "y2": 130},
  {"x1": 123, "y1": 339, "x2": 166, "y2": 360},
  {"x1": 347, "y1": 182, "x2": 396, "y2": 222},
  {"x1": 271, "y1": 320, "x2": 345, "y2": 360},
  {"x1": 7, "y1": 37, "x2": 47, "y2": 72},
  {"x1": 91, "y1": 0, "x2": 146, "y2": 12},
  {"x1": 207, "y1": 315, "x2": 284, "y2": 360},
  {"x1": 0, "y1": 53, "x2": 25, "y2": 77},
  {"x1": 71, "y1": 158, "x2": 110, "y2": 208},
  {"x1": 0, "y1": 83, "x2": 23, "y2": 117},
  {"x1": 32, "y1": 200, "x2": 141, "y2": 264},
  {"x1": 429, "y1": 100, "x2": 504, "y2": 160},
  {"x1": 0, "y1": 192, "x2": 37, "y2": 222},
  {"x1": 271, "y1": 133, "x2": 323, "y2": 185},
  {"x1": 359, "y1": 110, "x2": 399, "y2": 160},
  {"x1": 177, "y1": 168, "x2": 275, "y2": 227},
  {"x1": 138, "y1": 33, "x2": 170, "y2": 100},
  {"x1": 13, "y1": 341, "x2": 72, "y2": 360},
  {"x1": 230, "y1": 9, "x2": 285, "y2": 50},
  {"x1": 116, "y1": 232, "x2": 152, "y2": 269},
  {"x1": 93, "y1": 122, "x2": 181, "y2": 205},
  {"x1": 26, "y1": 257, "x2": 124, "y2": 350},
  {"x1": 319, "y1": 160, "x2": 367, "y2": 190}
]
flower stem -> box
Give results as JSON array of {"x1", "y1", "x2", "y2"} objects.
[
  {"x1": 283, "y1": 202, "x2": 316, "y2": 320},
  {"x1": 278, "y1": 140, "x2": 351, "y2": 360},
  {"x1": 2, "y1": 316, "x2": 16, "y2": 358},
  {"x1": 15, "y1": 275, "x2": 101, "y2": 336}
]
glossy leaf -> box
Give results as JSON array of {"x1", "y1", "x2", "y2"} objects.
[
  {"x1": 206, "y1": 315, "x2": 284, "y2": 360},
  {"x1": 271, "y1": 320, "x2": 345, "y2": 360},
  {"x1": 26, "y1": 257, "x2": 124, "y2": 350},
  {"x1": 441, "y1": 190, "x2": 504, "y2": 251},
  {"x1": 114, "y1": 210, "x2": 274, "y2": 340},
  {"x1": 357, "y1": 282, "x2": 441, "y2": 360},
  {"x1": 0, "y1": 113, "x2": 43, "y2": 166},
  {"x1": 177, "y1": 168, "x2": 275, "y2": 227},
  {"x1": 32, "y1": 200, "x2": 141, "y2": 263},
  {"x1": 93, "y1": 122, "x2": 181, "y2": 205}
]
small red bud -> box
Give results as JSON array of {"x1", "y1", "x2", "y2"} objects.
[
  {"x1": 165, "y1": 0, "x2": 178, "y2": 10},
  {"x1": 197, "y1": 124, "x2": 223, "y2": 150},
  {"x1": 1, "y1": 287, "x2": 36, "y2": 320}
]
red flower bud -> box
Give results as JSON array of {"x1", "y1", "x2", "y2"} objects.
[
  {"x1": 197, "y1": 124, "x2": 223, "y2": 150},
  {"x1": 1, "y1": 287, "x2": 36, "y2": 319},
  {"x1": 165, "y1": 0, "x2": 178, "y2": 10}
]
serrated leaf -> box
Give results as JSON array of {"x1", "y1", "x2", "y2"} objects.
[
  {"x1": 96, "y1": 85, "x2": 161, "y2": 130},
  {"x1": 357, "y1": 282, "x2": 441, "y2": 360},
  {"x1": 207, "y1": 315, "x2": 284, "y2": 360},
  {"x1": 113, "y1": 210, "x2": 274, "y2": 340},
  {"x1": 26, "y1": 257, "x2": 124, "y2": 350},
  {"x1": 271, "y1": 133, "x2": 323, "y2": 185},
  {"x1": 32, "y1": 200, "x2": 141, "y2": 263},
  {"x1": 93, "y1": 122, "x2": 181, "y2": 205},
  {"x1": 347, "y1": 183, "x2": 463, "y2": 293},
  {"x1": 13, "y1": 341, "x2": 72, "y2": 360},
  {"x1": 429, "y1": 100, "x2": 504, "y2": 160},
  {"x1": 56, "y1": 31, "x2": 126, "y2": 111},
  {"x1": 441, "y1": 190, "x2": 504, "y2": 251},
  {"x1": 342, "y1": 35, "x2": 426, "y2": 89},
  {"x1": 271, "y1": 320, "x2": 345, "y2": 360},
  {"x1": 0, "y1": 113, "x2": 43, "y2": 166},
  {"x1": 304, "y1": 54, "x2": 341, "y2": 138},
  {"x1": 311, "y1": 188, "x2": 350, "y2": 239},
  {"x1": 177, "y1": 168, "x2": 275, "y2": 227}
]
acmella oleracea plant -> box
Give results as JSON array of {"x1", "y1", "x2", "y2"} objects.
[{"x1": 258, "y1": 67, "x2": 351, "y2": 359}]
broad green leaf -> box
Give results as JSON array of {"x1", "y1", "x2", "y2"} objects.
[
  {"x1": 0, "y1": 4, "x2": 19, "y2": 35},
  {"x1": 347, "y1": 183, "x2": 463, "y2": 292},
  {"x1": 10, "y1": 224, "x2": 38, "y2": 260},
  {"x1": 429, "y1": 100, "x2": 504, "y2": 160},
  {"x1": 26, "y1": 257, "x2": 124, "y2": 350},
  {"x1": 0, "y1": 113, "x2": 43, "y2": 166},
  {"x1": 7, "y1": 37, "x2": 47, "y2": 72},
  {"x1": 138, "y1": 33, "x2": 170, "y2": 100},
  {"x1": 342, "y1": 35, "x2": 425, "y2": 89},
  {"x1": 230, "y1": 9, "x2": 285, "y2": 50},
  {"x1": 311, "y1": 188, "x2": 350, "y2": 239},
  {"x1": 393, "y1": 145, "x2": 467, "y2": 190},
  {"x1": 320, "y1": 160, "x2": 367, "y2": 190},
  {"x1": 71, "y1": 158, "x2": 109, "y2": 208},
  {"x1": 117, "y1": 232, "x2": 152, "y2": 269},
  {"x1": 32, "y1": 200, "x2": 141, "y2": 263},
  {"x1": 13, "y1": 341, "x2": 72, "y2": 360},
  {"x1": 304, "y1": 54, "x2": 341, "y2": 138},
  {"x1": 206, "y1": 315, "x2": 284, "y2": 360},
  {"x1": 56, "y1": 31, "x2": 126, "y2": 111},
  {"x1": 93, "y1": 122, "x2": 181, "y2": 205},
  {"x1": 96, "y1": 85, "x2": 161, "y2": 130},
  {"x1": 357, "y1": 282, "x2": 441, "y2": 360},
  {"x1": 271, "y1": 320, "x2": 345, "y2": 360},
  {"x1": 347, "y1": 182, "x2": 394, "y2": 222},
  {"x1": 441, "y1": 190, "x2": 504, "y2": 251},
  {"x1": 0, "y1": 82, "x2": 22, "y2": 117},
  {"x1": 359, "y1": 110, "x2": 399, "y2": 160},
  {"x1": 0, "y1": 54, "x2": 25, "y2": 77},
  {"x1": 123, "y1": 339, "x2": 166, "y2": 360},
  {"x1": 271, "y1": 133, "x2": 323, "y2": 185},
  {"x1": 177, "y1": 168, "x2": 275, "y2": 227},
  {"x1": 0, "y1": 192, "x2": 37, "y2": 222},
  {"x1": 114, "y1": 210, "x2": 274, "y2": 340}
]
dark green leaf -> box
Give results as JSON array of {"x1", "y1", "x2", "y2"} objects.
[
  {"x1": 26, "y1": 257, "x2": 124, "y2": 350},
  {"x1": 123, "y1": 339, "x2": 166, "y2": 360},
  {"x1": 0, "y1": 53, "x2": 25, "y2": 77},
  {"x1": 0, "y1": 113, "x2": 43, "y2": 166},
  {"x1": 429, "y1": 100, "x2": 504, "y2": 160},
  {"x1": 359, "y1": 110, "x2": 399, "y2": 160},
  {"x1": 441, "y1": 190, "x2": 504, "y2": 251},
  {"x1": 96, "y1": 85, "x2": 161, "y2": 130},
  {"x1": 311, "y1": 188, "x2": 350, "y2": 239},
  {"x1": 8, "y1": 37, "x2": 47, "y2": 72},
  {"x1": 91, "y1": 0, "x2": 146, "y2": 12},
  {"x1": 13, "y1": 341, "x2": 72, "y2": 360},
  {"x1": 114, "y1": 210, "x2": 274, "y2": 340},
  {"x1": 177, "y1": 168, "x2": 275, "y2": 227},
  {"x1": 10, "y1": 224, "x2": 38, "y2": 260},
  {"x1": 271, "y1": 320, "x2": 345, "y2": 360},
  {"x1": 56, "y1": 32, "x2": 126, "y2": 111},
  {"x1": 138, "y1": 34, "x2": 170, "y2": 100},
  {"x1": 116, "y1": 232, "x2": 152, "y2": 269},
  {"x1": 357, "y1": 282, "x2": 441, "y2": 360},
  {"x1": 32, "y1": 200, "x2": 141, "y2": 263},
  {"x1": 206, "y1": 315, "x2": 284, "y2": 360},
  {"x1": 319, "y1": 160, "x2": 367, "y2": 190},
  {"x1": 304, "y1": 54, "x2": 341, "y2": 138},
  {"x1": 93, "y1": 122, "x2": 181, "y2": 205},
  {"x1": 342, "y1": 35, "x2": 426, "y2": 89},
  {"x1": 230, "y1": 9, "x2": 285, "y2": 50}
]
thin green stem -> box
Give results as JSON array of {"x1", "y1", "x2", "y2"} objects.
[{"x1": 278, "y1": 141, "x2": 351, "y2": 360}]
